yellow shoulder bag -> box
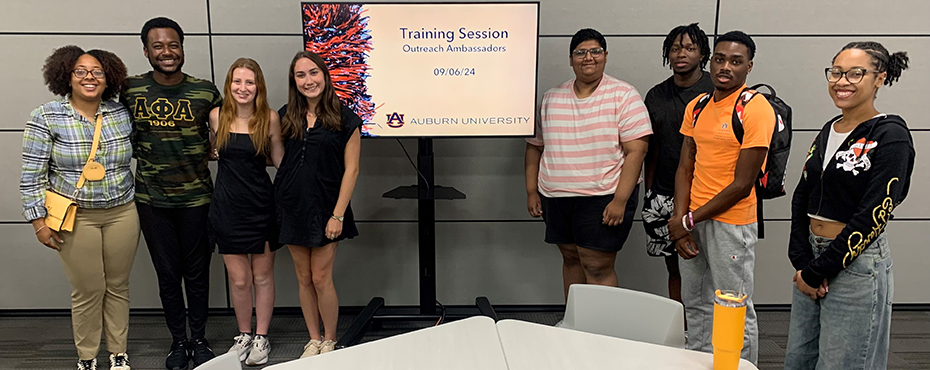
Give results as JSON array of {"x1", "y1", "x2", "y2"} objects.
[{"x1": 44, "y1": 114, "x2": 105, "y2": 232}]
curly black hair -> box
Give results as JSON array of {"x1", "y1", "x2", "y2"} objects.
[
  {"x1": 662, "y1": 23, "x2": 710, "y2": 69},
  {"x1": 42, "y1": 45, "x2": 128, "y2": 101},
  {"x1": 141, "y1": 17, "x2": 184, "y2": 46}
]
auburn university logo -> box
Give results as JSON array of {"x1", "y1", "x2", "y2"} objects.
[{"x1": 386, "y1": 112, "x2": 405, "y2": 128}]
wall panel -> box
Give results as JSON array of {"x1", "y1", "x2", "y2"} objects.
[
  {"x1": 0, "y1": 1, "x2": 208, "y2": 33},
  {"x1": 717, "y1": 0, "x2": 930, "y2": 35}
]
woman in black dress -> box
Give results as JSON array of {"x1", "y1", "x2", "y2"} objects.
[
  {"x1": 277, "y1": 51, "x2": 362, "y2": 358},
  {"x1": 208, "y1": 58, "x2": 284, "y2": 366}
]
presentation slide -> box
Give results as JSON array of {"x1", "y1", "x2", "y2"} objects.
[{"x1": 301, "y1": 2, "x2": 539, "y2": 137}]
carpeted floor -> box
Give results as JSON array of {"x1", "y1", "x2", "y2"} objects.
[{"x1": 0, "y1": 310, "x2": 927, "y2": 369}]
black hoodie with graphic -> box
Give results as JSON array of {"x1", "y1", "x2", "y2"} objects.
[{"x1": 789, "y1": 114, "x2": 915, "y2": 288}]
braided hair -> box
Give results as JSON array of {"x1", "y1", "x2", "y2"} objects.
[
  {"x1": 834, "y1": 41, "x2": 909, "y2": 86},
  {"x1": 662, "y1": 23, "x2": 710, "y2": 68}
]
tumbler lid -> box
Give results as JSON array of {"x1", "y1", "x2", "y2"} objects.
[{"x1": 715, "y1": 289, "x2": 746, "y2": 304}]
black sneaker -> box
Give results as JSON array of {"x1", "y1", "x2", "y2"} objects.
[
  {"x1": 165, "y1": 340, "x2": 191, "y2": 370},
  {"x1": 191, "y1": 338, "x2": 215, "y2": 367},
  {"x1": 77, "y1": 358, "x2": 97, "y2": 370}
]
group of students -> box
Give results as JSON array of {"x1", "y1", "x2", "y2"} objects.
[
  {"x1": 19, "y1": 15, "x2": 914, "y2": 370},
  {"x1": 526, "y1": 25, "x2": 913, "y2": 369},
  {"x1": 21, "y1": 17, "x2": 360, "y2": 370}
]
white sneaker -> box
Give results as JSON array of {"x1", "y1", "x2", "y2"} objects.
[
  {"x1": 300, "y1": 339, "x2": 323, "y2": 358},
  {"x1": 109, "y1": 353, "x2": 130, "y2": 370},
  {"x1": 245, "y1": 335, "x2": 270, "y2": 366},
  {"x1": 554, "y1": 319, "x2": 564, "y2": 327},
  {"x1": 228, "y1": 332, "x2": 252, "y2": 361},
  {"x1": 319, "y1": 340, "x2": 336, "y2": 354}
]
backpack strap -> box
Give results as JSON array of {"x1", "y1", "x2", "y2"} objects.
[
  {"x1": 730, "y1": 88, "x2": 760, "y2": 145},
  {"x1": 732, "y1": 88, "x2": 767, "y2": 238},
  {"x1": 691, "y1": 93, "x2": 712, "y2": 127},
  {"x1": 756, "y1": 190, "x2": 765, "y2": 238},
  {"x1": 749, "y1": 83, "x2": 776, "y2": 99}
]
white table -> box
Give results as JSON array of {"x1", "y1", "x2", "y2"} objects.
[
  {"x1": 263, "y1": 316, "x2": 509, "y2": 370},
  {"x1": 264, "y1": 317, "x2": 759, "y2": 370},
  {"x1": 496, "y1": 319, "x2": 759, "y2": 370}
]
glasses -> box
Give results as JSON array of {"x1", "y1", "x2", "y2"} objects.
[
  {"x1": 825, "y1": 67, "x2": 880, "y2": 84},
  {"x1": 572, "y1": 47, "x2": 605, "y2": 59},
  {"x1": 73, "y1": 69, "x2": 105, "y2": 79}
]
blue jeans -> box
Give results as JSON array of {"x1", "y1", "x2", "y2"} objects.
[{"x1": 784, "y1": 231, "x2": 893, "y2": 370}]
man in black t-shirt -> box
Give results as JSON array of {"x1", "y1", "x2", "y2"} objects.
[{"x1": 642, "y1": 23, "x2": 715, "y2": 306}]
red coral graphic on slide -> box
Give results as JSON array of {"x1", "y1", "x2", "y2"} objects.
[{"x1": 302, "y1": 3, "x2": 375, "y2": 129}]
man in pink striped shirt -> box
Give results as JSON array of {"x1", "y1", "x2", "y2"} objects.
[{"x1": 525, "y1": 28, "x2": 652, "y2": 302}]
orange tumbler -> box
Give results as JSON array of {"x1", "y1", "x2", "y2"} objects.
[{"x1": 712, "y1": 289, "x2": 747, "y2": 370}]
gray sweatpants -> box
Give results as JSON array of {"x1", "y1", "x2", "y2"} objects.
[{"x1": 680, "y1": 219, "x2": 758, "y2": 365}]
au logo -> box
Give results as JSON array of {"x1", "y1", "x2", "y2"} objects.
[
  {"x1": 386, "y1": 112, "x2": 405, "y2": 128},
  {"x1": 721, "y1": 122, "x2": 729, "y2": 129}
]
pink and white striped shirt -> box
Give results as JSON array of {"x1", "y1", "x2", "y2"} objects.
[{"x1": 528, "y1": 74, "x2": 652, "y2": 197}]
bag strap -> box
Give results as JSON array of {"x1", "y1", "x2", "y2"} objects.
[
  {"x1": 75, "y1": 113, "x2": 103, "y2": 190},
  {"x1": 729, "y1": 88, "x2": 759, "y2": 145},
  {"x1": 756, "y1": 191, "x2": 765, "y2": 239},
  {"x1": 691, "y1": 93, "x2": 712, "y2": 127},
  {"x1": 749, "y1": 83, "x2": 776, "y2": 99}
]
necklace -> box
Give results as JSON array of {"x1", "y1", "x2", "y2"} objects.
[{"x1": 306, "y1": 111, "x2": 318, "y2": 129}]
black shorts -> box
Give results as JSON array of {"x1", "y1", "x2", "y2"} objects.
[{"x1": 540, "y1": 187, "x2": 639, "y2": 253}]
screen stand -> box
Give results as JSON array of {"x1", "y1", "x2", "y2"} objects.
[{"x1": 337, "y1": 138, "x2": 496, "y2": 347}]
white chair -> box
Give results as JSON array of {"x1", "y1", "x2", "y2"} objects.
[
  {"x1": 560, "y1": 284, "x2": 686, "y2": 348},
  {"x1": 193, "y1": 351, "x2": 241, "y2": 370}
]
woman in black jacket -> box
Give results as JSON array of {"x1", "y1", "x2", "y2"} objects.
[{"x1": 784, "y1": 41, "x2": 913, "y2": 370}]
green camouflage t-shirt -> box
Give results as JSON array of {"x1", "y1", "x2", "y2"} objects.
[{"x1": 125, "y1": 72, "x2": 222, "y2": 207}]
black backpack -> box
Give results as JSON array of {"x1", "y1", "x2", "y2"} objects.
[{"x1": 691, "y1": 83, "x2": 792, "y2": 238}]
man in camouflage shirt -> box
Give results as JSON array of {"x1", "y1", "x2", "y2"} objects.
[{"x1": 124, "y1": 17, "x2": 221, "y2": 370}]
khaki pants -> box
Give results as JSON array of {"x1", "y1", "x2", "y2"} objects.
[{"x1": 58, "y1": 202, "x2": 140, "y2": 360}]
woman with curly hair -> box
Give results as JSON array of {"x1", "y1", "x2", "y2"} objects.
[{"x1": 20, "y1": 45, "x2": 137, "y2": 370}]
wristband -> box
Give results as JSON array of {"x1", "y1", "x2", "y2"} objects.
[
  {"x1": 687, "y1": 211, "x2": 695, "y2": 230},
  {"x1": 682, "y1": 214, "x2": 694, "y2": 232},
  {"x1": 35, "y1": 225, "x2": 47, "y2": 234}
]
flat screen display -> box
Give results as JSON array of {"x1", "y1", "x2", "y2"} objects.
[{"x1": 301, "y1": 2, "x2": 539, "y2": 137}]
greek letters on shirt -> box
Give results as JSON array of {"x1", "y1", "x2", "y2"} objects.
[{"x1": 132, "y1": 97, "x2": 195, "y2": 127}]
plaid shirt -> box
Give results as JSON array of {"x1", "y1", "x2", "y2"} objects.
[{"x1": 21, "y1": 97, "x2": 135, "y2": 221}]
